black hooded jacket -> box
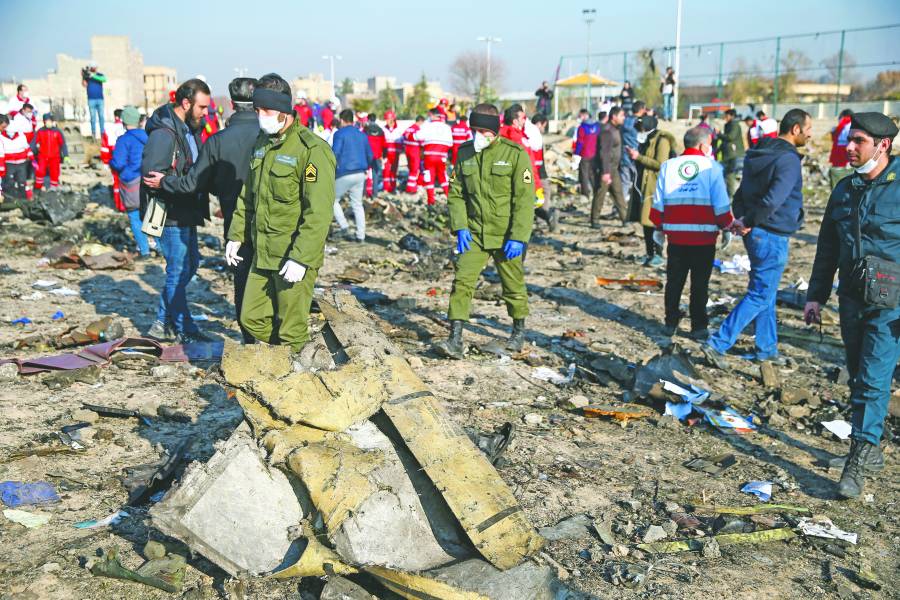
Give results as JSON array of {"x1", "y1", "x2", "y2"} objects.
[
  {"x1": 732, "y1": 137, "x2": 804, "y2": 235},
  {"x1": 141, "y1": 103, "x2": 209, "y2": 227}
]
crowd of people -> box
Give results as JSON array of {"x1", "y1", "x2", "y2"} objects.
[{"x1": 0, "y1": 66, "x2": 897, "y2": 501}]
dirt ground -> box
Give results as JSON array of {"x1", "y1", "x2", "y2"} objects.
[{"x1": 0, "y1": 125, "x2": 897, "y2": 600}]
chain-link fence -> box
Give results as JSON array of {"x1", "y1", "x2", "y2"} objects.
[{"x1": 554, "y1": 24, "x2": 900, "y2": 119}]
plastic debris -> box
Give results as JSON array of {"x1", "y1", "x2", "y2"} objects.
[
  {"x1": 90, "y1": 548, "x2": 183, "y2": 593},
  {"x1": 531, "y1": 363, "x2": 576, "y2": 385},
  {"x1": 662, "y1": 379, "x2": 709, "y2": 420},
  {"x1": 74, "y1": 510, "x2": 129, "y2": 529},
  {"x1": 10, "y1": 317, "x2": 32, "y2": 325},
  {"x1": 32, "y1": 279, "x2": 60, "y2": 290},
  {"x1": 683, "y1": 454, "x2": 736, "y2": 477},
  {"x1": 741, "y1": 481, "x2": 773, "y2": 502},
  {"x1": 821, "y1": 420, "x2": 852, "y2": 440},
  {"x1": 583, "y1": 404, "x2": 655, "y2": 424},
  {"x1": 596, "y1": 276, "x2": 662, "y2": 289},
  {"x1": 687, "y1": 503, "x2": 810, "y2": 516},
  {"x1": 49, "y1": 287, "x2": 79, "y2": 297},
  {"x1": 797, "y1": 517, "x2": 858, "y2": 544},
  {"x1": 715, "y1": 254, "x2": 751, "y2": 275},
  {"x1": 637, "y1": 527, "x2": 796, "y2": 554},
  {"x1": 0, "y1": 481, "x2": 60, "y2": 507},
  {"x1": 3, "y1": 508, "x2": 51, "y2": 528},
  {"x1": 51, "y1": 311, "x2": 65, "y2": 321},
  {"x1": 700, "y1": 406, "x2": 757, "y2": 434}
]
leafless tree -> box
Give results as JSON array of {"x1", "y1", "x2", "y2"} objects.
[{"x1": 449, "y1": 51, "x2": 506, "y2": 100}]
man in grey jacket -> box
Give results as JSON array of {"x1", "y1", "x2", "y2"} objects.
[{"x1": 592, "y1": 106, "x2": 627, "y2": 227}]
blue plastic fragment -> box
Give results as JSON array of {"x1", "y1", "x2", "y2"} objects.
[
  {"x1": 51, "y1": 311, "x2": 65, "y2": 321},
  {"x1": 10, "y1": 317, "x2": 32, "y2": 325},
  {"x1": 0, "y1": 481, "x2": 61, "y2": 507}
]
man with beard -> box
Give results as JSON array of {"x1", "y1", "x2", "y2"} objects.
[{"x1": 141, "y1": 78, "x2": 211, "y2": 343}]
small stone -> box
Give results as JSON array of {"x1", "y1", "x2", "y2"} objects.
[
  {"x1": 611, "y1": 544, "x2": 629, "y2": 557},
  {"x1": 661, "y1": 519, "x2": 678, "y2": 537},
  {"x1": 0, "y1": 362, "x2": 19, "y2": 381},
  {"x1": 780, "y1": 387, "x2": 809, "y2": 405},
  {"x1": 642, "y1": 525, "x2": 667, "y2": 543},
  {"x1": 618, "y1": 499, "x2": 642, "y2": 512},
  {"x1": 407, "y1": 356, "x2": 424, "y2": 369},
  {"x1": 592, "y1": 519, "x2": 616, "y2": 545},
  {"x1": 759, "y1": 362, "x2": 780, "y2": 388},
  {"x1": 671, "y1": 512, "x2": 701, "y2": 531},
  {"x1": 143, "y1": 540, "x2": 166, "y2": 560},
  {"x1": 71, "y1": 408, "x2": 99, "y2": 424},
  {"x1": 663, "y1": 501, "x2": 682, "y2": 514},
  {"x1": 523, "y1": 413, "x2": 543, "y2": 425},
  {"x1": 787, "y1": 404, "x2": 811, "y2": 419},
  {"x1": 150, "y1": 365, "x2": 180, "y2": 379},
  {"x1": 750, "y1": 514, "x2": 777, "y2": 528},
  {"x1": 560, "y1": 395, "x2": 590, "y2": 410},
  {"x1": 701, "y1": 538, "x2": 721, "y2": 559},
  {"x1": 41, "y1": 562, "x2": 61, "y2": 573},
  {"x1": 94, "y1": 428, "x2": 114, "y2": 441},
  {"x1": 768, "y1": 412, "x2": 788, "y2": 428},
  {"x1": 712, "y1": 516, "x2": 746, "y2": 534}
]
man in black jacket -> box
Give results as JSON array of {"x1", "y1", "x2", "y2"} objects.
[
  {"x1": 140, "y1": 78, "x2": 211, "y2": 343},
  {"x1": 144, "y1": 78, "x2": 260, "y2": 342}
]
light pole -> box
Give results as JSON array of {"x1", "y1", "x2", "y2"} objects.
[
  {"x1": 233, "y1": 67, "x2": 248, "y2": 78},
  {"x1": 322, "y1": 54, "x2": 342, "y2": 99},
  {"x1": 673, "y1": 0, "x2": 683, "y2": 121},
  {"x1": 476, "y1": 36, "x2": 502, "y2": 100},
  {"x1": 583, "y1": 9, "x2": 596, "y2": 112}
]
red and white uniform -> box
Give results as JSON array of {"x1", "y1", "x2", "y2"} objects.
[
  {"x1": 294, "y1": 102, "x2": 313, "y2": 127},
  {"x1": 402, "y1": 123, "x2": 423, "y2": 194},
  {"x1": 523, "y1": 119, "x2": 544, "y2": 177},
  {"x1": 1, "y1": 131, "x2": 34, "y2": 198},
  {"x1": 500, "y1": 124, "x2": 541, "y2": 177},
  {"x1": 101, "y1": 119, "x2": 126, "y2": 210},
  {"x1": 416, "y1": 117, "x2": 453, "y2": 205},
  {"x1": 748, "y1": 117, "x2": 777, "y2": 147},
  {"x1": 32, "y1": 126, "x2": 67, "y2": 189},
  {"x1": 450, "y1": 120, "x2": 472, "y2": 165},
  {"x1": 382, "y1": 122, "x2": 403, "y2": 193},
  {"x1": 9, "y1": 112, "x2": 36, "y2": 144},
  {"x1": 829, "y1": 115, "x2": 853, "y2": 167},
  {"x1": 7, "y1": 94, "x2": 29, "y2": 116}
]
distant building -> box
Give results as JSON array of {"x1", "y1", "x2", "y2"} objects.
[
  {"x1": 144, "y1": 66, "x2": 178, "y2": 111},
  {"x1": 291, "y1": 73, "x2": 334, "y2": 102}
]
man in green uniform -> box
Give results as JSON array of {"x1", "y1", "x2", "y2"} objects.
[
  {"x1": 718, "y1": 108, "x2": 746, "y2": 199},
  {"x1": 225, "y1": 73, "x2": 335, "y2": 351},
  {"x1": 433, "y1": 103, "x2": 535, "y2": 359}
]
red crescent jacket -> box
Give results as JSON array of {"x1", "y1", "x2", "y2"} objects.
[
  {"x1": 451, "y1": 122, "x2": 472, "y2": 147},
  {"x1": 1, "y1": 131, "x2": 33, "y2": 165},
  {"x1": 403, "y1": 123, "x2": 422, "y2": 149},
  {"x1": 32, "y1": 127, "x2": 67, "y2": 159},
  {"x1": 294, "y1": 104, "x2": 313, "y2": 127},
  {"x1": 829, "y1": 116, "x2": 852, "y2": 167},
  {"x1": 500, "y1": 124, "x2": 540, "y2": 175},
  {"x1": 384, "y1": 123, "x2": 403, "y2": 154}
]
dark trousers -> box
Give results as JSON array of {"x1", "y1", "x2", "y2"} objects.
[
  {"x1": 591, "y1": 170, "x2": 626, "y2": 224},
  {"x1": 665, "y1": 244, "x2": 716, "y2": 330},
  {"x1": 578, "y1": 158, "x2": 595, "y2": 198},
  {"x1": 222, "y1": 215, "x2": 254, "y2": 343},
  {"x1": 643, "y1": 226, "x2": 660, "y2": 257}
]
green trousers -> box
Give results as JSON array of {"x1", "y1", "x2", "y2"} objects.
[
  {"x1": 448, "y1": 244, "x2": 528, "y2": 321},
  {"x1": 240, "y1": 265, "x2": 318, "y2": 351}
]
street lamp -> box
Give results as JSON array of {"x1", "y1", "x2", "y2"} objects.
[
  {"x1": 322, "y1": 54, "x2": 342, "y2": 99},
  {"x1": 233, "y1": 67, "x2": 248, "y2": 77},
  {"x1": 673, "y1": 0, "x2": 683, "y2": 121},
  {"x1": 583, "y1": 9, "x2": 596, "y2": 112},
  {"x1": 476, "y1": 36, "x2": 502, "y2": 100}
]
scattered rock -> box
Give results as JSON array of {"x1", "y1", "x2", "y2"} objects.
[
  {"x1": 150, "y1": 365, "x2": 181, "y2": 379},
  {"x1": 0, "y1": 362, "x2": 19, "y2": 382},
  {"x1": 701, "y1": 538, "x2": 721, "y2": 559},
  {"x1": 523, "y1": 413, "x2": 543, "y2": 425},
  {"x1": 641, "y1": 525, "x2": 667, "y2": 543},
  {"x1": 538, "y1": 514, "x2": 593, "y2": 541},
  {"x1": 143, "y1": 541, "x2": 167, "y2": 560},
  {"x1": 559, "y1": 395, "x2": 590, "y2": 410}
]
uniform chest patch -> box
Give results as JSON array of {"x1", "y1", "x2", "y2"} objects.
[
  {"x1": 275, "y1": 154, "x2": 297, "y2": 166},
  {"x1": 523, "y1": 169, "x2": 533, "y2": 184},
  {"x1": 493, "y1": 160, "x2": 511, "y2": 166},
  {"x1": 253, "y1": 148, "x2": 265, "y2": 159},
  {"x1": 305, "y1": 163, "x2": 318, "y2": 182}
]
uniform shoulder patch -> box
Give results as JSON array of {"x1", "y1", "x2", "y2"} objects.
[
  {"x1": 523, "y1": 169, "x2": 533, "y2": 184},
  {"x1": 305, "y1": 163, "x2": 318, "y2": 182},
  {"x1": 888, "y1": 172, "x2": 896, "y2": 182}
]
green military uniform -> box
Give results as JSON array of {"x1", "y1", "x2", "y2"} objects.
[
  {"x1": 720, "y1": 119, "x2": 746, "y2": 199},
  {"x1": 228, "y1": 119, "x2": 336, "y2": 350},
  {"x1": 447, "y1": 137, "x2": 535, "y2": 321}
]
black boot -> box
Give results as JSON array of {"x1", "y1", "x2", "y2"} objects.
[
  {"x1": 837, "y1": 438, "x2": 883, "y2": 499},
  {"x1": 549, "y1": 208, "x2": 559, "y2": 232},
  {"x1": 433, "y1": 320, "x2": 465, "y2": 359},
  {"x1": 507, "y1": 319, "x2": 527, "y2": 352}
]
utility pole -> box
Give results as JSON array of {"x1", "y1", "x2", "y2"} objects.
[
  {"x1": 772, "y1": 37, "x2": 781, "y2": 117},
  {"x1": 233, "y1": 67, "x2": 248, "y2": 78},
  {"x1": 322, "y1": 54, "x2": 342, "y2": 99},
  {"x1": 583, "y1": 9, "x2": 596, "y2": 112},
  {"x1": 672, "y1": 0, "x2": 683, "y2": 121},
  {"x1": 476, "y1": 36, "x2": 502, "y2": 100},
  {"x1": 834, "y1": 29, "x2": 846, "y2": 115}
]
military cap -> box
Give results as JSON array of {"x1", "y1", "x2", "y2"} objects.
[{"x1": 850, "y1": 112, "x2": 899, "y2": 139}]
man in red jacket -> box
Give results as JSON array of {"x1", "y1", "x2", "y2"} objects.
[
  {"x1": 450, "y1": 114, "x2": 472, "y2": 165},
  {"x1": 321, "y1": 101, "x2": 335, "y2": 130},
  {"x1": 31, "y1": 113, "x2": 68, "y2": 190},
  {"x1": 403, "y1": 115, "x2": 425, "y2": 194},
  {"x1": 293, "y1": 96, "x2": 313, "y2": 128},
  {"x1": 828, "y1": 108, "x2": 854, "y2": 189},
  {"x1": 382, "y1": 110, "x2": 403, "y2": 192}
]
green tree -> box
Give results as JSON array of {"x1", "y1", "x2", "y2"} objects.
[
  {"x1": 375, "y1": 88, "x2": 402, "y2": 115},
  {"x1": 726, "y1": 57, "x2": 769, "y2": 104},
  {"x1": 777, "y1": 49, "x2": 812, "y2": 101},
  {"x1": 351, "y1": 97, "x2": 374, "y2": 114},
  {"x1": 404, "y1": 74, "x2": 431, "y2": 118},
  {"x1": 632, "y1": 49, "x2": 661, "y2": 109},
  {"x1": 339, "y1": 77, "x2": 354, "y2": 95}
]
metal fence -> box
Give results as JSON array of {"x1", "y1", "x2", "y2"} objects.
[{"x1": 555, "y1": 24, "x2": 900, "y2": 118}]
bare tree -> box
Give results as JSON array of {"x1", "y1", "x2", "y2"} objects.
[
  {"x1": 822, "y1": 51, "x2": 859, "y2": 84},
  {"x1": 449, "y1": 50, "x2": 506, "y2": 101}
]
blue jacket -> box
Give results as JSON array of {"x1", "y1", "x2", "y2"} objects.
[
  {"x1": 332, "y1": 125, "x2": 373, "y2": 178},
  {"x1": 732, "y1": 137, "x2": 804, "y2": 235},
  {"x1": 620, "y1": 115, "x2": 638, "y2": 167},
  {"x1": 109, "y1": 128, "x2": 147, "y2": 183},
  {"x1": 86, "y1": 75, "x2": 104, "y2": 100}
]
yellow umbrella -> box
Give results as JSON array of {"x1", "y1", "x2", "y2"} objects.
[{"x1": 555, "y1": 72, "x2": 619, "y2": 87}]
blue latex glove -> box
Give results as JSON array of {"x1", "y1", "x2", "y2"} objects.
[
  {"x1": 456, "y1": 229, "x2": 472, "y2": 254},
  {"x1": 503, "y1": 240, "x2": 524, "y2": 260}
]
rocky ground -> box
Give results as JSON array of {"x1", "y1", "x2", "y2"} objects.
[{"x1": 0, "y1": 125, "x2": 897, "y2": 599}]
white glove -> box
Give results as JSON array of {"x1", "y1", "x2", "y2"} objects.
[
  {"x1": 720, "y1": 230, "x2": 733, "y2": 249},
  {"x1": 224, "y1": 241, "x2": 243, "y2": 266},
  {"x1": 653, "y1": 230, "x2": 665, "y2": 247},
  {"x1": 279, "y1": 260, "x2": 307, "y2": 284},
  {"x1": 571, "y1": 155, "x2": 582, "y2": 169}
]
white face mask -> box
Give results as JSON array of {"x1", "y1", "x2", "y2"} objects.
[
  {"x1": 703, "y1": 144, "x2": 714, "y2": 159},
  {"x1": 636, "y1": 132, "x2": 650, "y2": 144},
  {"x1": 258, "y1": 113, "x2": 283, "y2": 135},
  {"x1": 855, "y1": 146, "x2": 884, "y2": 174},
  {"x1": 473, "y1": 131, "x2": 491, "y2": 153}
]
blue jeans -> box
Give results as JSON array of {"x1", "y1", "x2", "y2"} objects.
[
  {"x1": 156, "y1": 226, "x2": 200, "y2": 335},
  {"x1": 839, "y1": 297, "x2": 900, "y2": 444},
  {"x1": 371, "y1": 159, "x2": 383, "y2": 195},
  {"x1": 663, "y1": 94, "x2": 674, "y2": 120},
  {"x1": 88, "y1": 98, "x2": 105, "y2": 139},
  {"x1": 126, "y1": 209, "x2": 150, "y2": 256},
  {"x1": 708, "y1": 227, "x2": 789, "y2": 359}
]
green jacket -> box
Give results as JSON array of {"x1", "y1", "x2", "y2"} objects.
[
  {"x1": 448, "y1": 137, "x2": 535, "y2": 249},
  {"x1": 720, "y1": 119, "x2": 745, "y2": 161},
  {"x1": 228, "y1": 119, "x2": 336, "y2": 271},
  {"x1": 635, "y1": 129, "x2": 676, "y2": 227}
]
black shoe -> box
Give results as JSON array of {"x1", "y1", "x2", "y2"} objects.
[
  {"x1": 549, "y1": 209, "x2": 560, "y2": 233},
  {"x1": 178, "y1": 330, "x2": 213, "y2": 344},
  {"x1": 662, "y1": 323, "x2": 678, "y2": 337},
  {"x1": 507, "y1": 319, "x2": 527, "y2": 353},
  {"x1": 688, "y1": 328, "x2": 709, "y2": 341},
  {"x1": 838, "y1": 439, "x2": 883, "y2": 499},
  {"x1": 433, "y1": 320, "x2": 465, "y2": 359},
  {"x1": 590, "y1": 222, "x2": 602, "y2": 230},
  {"x1": 146, "y1": 320, "x2": 175, "y2": 342}
]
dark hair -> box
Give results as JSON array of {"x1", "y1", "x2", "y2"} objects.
[
  {"x1": 632, "y1": 100, "x2": 646, "y2": 113},
  {"x1": 459, "y1": 114, "x2": 468, "y2": 122},
  {"x1": 756, "y1": 110, "x2": 766, "y2": 118},
  {"x1": 597, "y1": 111, "x2": 608, "y2": 122},
  {"x1": 368, "y1": 113, "x2": 377, "y2": 121},
  {"x1": 684, "y1": 126, "x2": 711, "y2": 149},
  {"x1": 339, "y1": 109, "x2": 354, "y2": 123},
  {"x1": 0, "y1": 115, "x2": 9, "y2": 126},
  {"x1": 415, "y1": 115, "x2": 425, "y2": 122},
  {"x1": 472, "y1": 103, "x2": 499, "y2": 117},
  {"x1": 532, "y1": 113, "x2": 548, "y2": 125},
  {"x1": 175, "y1": 78, "x2": 211, "y2": 105},
  {"x1": 725, "y1": 108, "x2": 737, "y2": 117},
  {"x1": 21, "y1": 103, "x2": 33, "y2": 111},
  {"x1": 255, "y1": 73, "x2": 291, "y2": 97},
  {"x1": 502, "y1": 107, "x2": 515, "y2": 125},
  {"x1": 228, "y1": 77, "x2": 257, "y2": 104},
  {"x1": 743, "y1": 115, "x2": 754, "y2": 122},
  {"x1": 839, "y1": 108, "x2": 853, "y2": 119},
  {"x1": 578, "y1": 108, "x2": 589, "y2": 116},
  {"x1": 429, "y1": 107, "x2": 441, "y2": 116},
  {"x1": 609, "y1": 106, "x2": 624, "y2": 119},
  {"x1": 700, "y1": 113, "x2": 708, "y2": 121},
  {"x1": 16, "y1": 84, "x2": 26, "y2": 93},
  {"x1": 114, "y1": 109, "x2": 123, "y2": 119},
  {"x1": 779, "y1": 108, "x2": 811, "y2": 135}
]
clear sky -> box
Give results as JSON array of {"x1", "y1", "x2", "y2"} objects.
[{"x1": 1, "y1": 0, "x2": 898, "y2": 97}]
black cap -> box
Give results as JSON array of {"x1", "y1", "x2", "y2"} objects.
[
  {"x1": 850, "y1": 112, "x2": 899, "y2": 139},
  {"x1": 638, "y1": 115, "x2": 658, "y2": 132}
]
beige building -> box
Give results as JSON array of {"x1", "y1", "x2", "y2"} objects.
[
  {"x1": 144, "y1": 66, "x2": 178, "y2": 111},
  {"x1": 291, "y1": 73, "x2": 334, "y2": 102}
]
